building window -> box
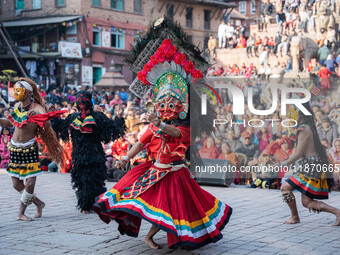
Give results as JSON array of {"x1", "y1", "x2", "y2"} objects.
[
  {"x1": 251, "y1": 0, "x2": 256, "y2": 14},
  {"x1": 93, "y1": 29, "x2": 101, "y2": 46},
  {"x1": 186, "y1": 8, "x2": 193, "y2": 28},
  {"x1": 16, "y1": 0, "x2": 24, "y2": 10},
  {"x1": 239, "y1": 1, "x2": 246, "y2": 14},
  {"x1": 134, "y1": 0, "x2": 142, "y2": 13},
  {"x1": 204, "y1": 10, "x2": 211, "y2": 30},
  {"x1": 187, "y1": 35, "x2": 193, "y2": 44},
  {"x1": 92, "y1": 0, "x2": 100, "y2": 7},
  {"x1": 33, "y1": 0, "x2": 41, "y2": 9},
  {"x1": 111, "y1": 0, "x2": 124, "y2": 10},
  {"x1": 166, "y1": 4, "x2": 174, "y2": 21},
  {"x1": 56, "y1": 0, "x2": 65, "y2": 6},
  {"x1": 111, "y1": 32, "x2": 125, "y2": 49}
]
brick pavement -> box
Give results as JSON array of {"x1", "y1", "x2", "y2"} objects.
[{"x1": 0, "y1": 170, "x2": 340, "y2": 255}]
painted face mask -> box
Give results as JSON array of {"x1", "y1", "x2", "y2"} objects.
[
  {"x1": 153, "y1": 72, "x2": 188, "y2": 121},
  {"x1": 14, "y1": 83, "x2": 26, "y2": 101},
  {"x1": 155, "y1": 95, "x2": 184, "y2": 121},
  {"x1": 75, "y1": 90, "x2": 93, "y2": 119}
]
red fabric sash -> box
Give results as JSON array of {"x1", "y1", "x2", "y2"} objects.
[{"x1": 28, "y1": 110, "x2": 68, "y2": 127}]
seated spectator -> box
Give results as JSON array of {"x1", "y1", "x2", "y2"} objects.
[
  {"x1": 325, "y1": 26, "x2": 336, "y2": 49},
  {"x1": 214, "y1": 66, "x2": 224, "y2": 76},
  {"x1": 199, "y1": 136, "x2": 221, "y2": 159},
  {"x1": 235, "y1": 131, "x2": 260, "y2": 166},
  {"x1": 224, "y1": 65, "x2": 231, "y2": 76},
  {"x1": 218, "y1": 142, "x2": 239, "y2": 167},
  {"x1": 276, "y1": 9, "x2": 286, "y2": 34},
  {"x1": 264, "y1": 14, "x2": 271, "y2": 32},
  {"x1": 265, "y1": 64, "x2": 272, "y2": 80},
  {"x1": 258, "y1": 64, "x2": 266, "y2": 80},
  {"x1": 258, "y1": 14, "x2": 265, "y2": 32},
  {"x1": 225, "y1": 129, "x2": 241, "y2": 152},
  {"x1": 236, "y1": 35, "x2": 247, "y2": 48},
  {"x1": 246, "y1": 36, "x2": 255, "y2": 57},
  {"x1": 228, "y1": 35, "x2": 238, "y2": 48},
  {"x1": 255, "y1": 36, "x2": 263, "y2": 55},
  {"x1": 245, "y1": 63, "x2": 254, "y2": 79},
  {"x1": 276, "y1": 35, "x2": 289, "y2": 56},
  {"x1": 230, "y1": 64, "x2": 240, "y2": 76},
  {"x1": 317, "y1": 115, "x2": 338, "y2": 145}
]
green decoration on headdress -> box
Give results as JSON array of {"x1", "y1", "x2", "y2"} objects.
[{"x1": 152, "y1": 71, "x2": 188, "y2": 107}]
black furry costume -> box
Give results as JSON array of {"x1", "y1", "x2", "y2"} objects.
[{"x1": 51, "y1": 91, "x2": 125, "y2": 211}]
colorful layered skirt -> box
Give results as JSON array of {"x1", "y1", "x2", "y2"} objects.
[
  {"x1": 6, "y1": 138, "x2": 41, "y2": 180},
  {"x1": 287, "y1": 172, "x2": 329, "y2": 200},
  {"x1": 93, "y1": 161, "x2": 232, "y2": 250}
]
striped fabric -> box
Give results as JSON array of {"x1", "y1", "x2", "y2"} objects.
[
  {"x1": 8, "y1": 108, "x2": 29, "y2": 127},
  {"x1": 287, "y1": 172, "x2": 329, "y2": 199},
  {"x1": 94, "y1": 162, "x2": 232, "y2": 250},
  {"x1": 7, "y1": 162, "x2": 41, "y2": 180},
  {"x1": 70, "y1": 115, "x2": 96, "y2": 133}
]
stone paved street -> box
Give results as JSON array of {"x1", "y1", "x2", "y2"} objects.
[{"x1": 1, "y1": 170, "x2": 340, "y2": 255}]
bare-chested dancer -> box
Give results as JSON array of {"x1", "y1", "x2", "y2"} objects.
[
  {"x1": 0, "y1": 78, "x2": 62, "y2": 221},
  {"x1": 281, "y1": 102, "x2": 340, "y2": 226}
]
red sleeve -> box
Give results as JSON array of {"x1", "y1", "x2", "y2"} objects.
[
  {"x1": 177, "y1": 126, "x2": 190, "y2": 145},
  {"x1": 139, "y1": 127, "x2": 153, "y2": 145}
]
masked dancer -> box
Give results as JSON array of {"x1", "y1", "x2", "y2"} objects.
[
  {"x1": 1, "y1": 78, "x2": 63, "y2": 221},
  {"x1": 51, "y1": 90, "x2": 125, "y2": 213},
  {"x1": 93, "y1": 18, "x2": 232, "y2": 250},
  {"x1": 281, "y1": 102, "x2": 340, "y2": 225}
]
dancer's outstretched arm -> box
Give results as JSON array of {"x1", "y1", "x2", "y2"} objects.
[{"x1": 0, "y1": 118, "x2": 13, "y2": 128}]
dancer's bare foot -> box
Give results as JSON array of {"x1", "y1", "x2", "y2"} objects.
[
  {"x1": 284, "y1": 216, "x2": 300, "y2": 224},
  {"x1": 81, "y1": 210, "x2": 90, "y2": 214},
  {"x1": 332, "y1": 211, "x2": 340, "y2": 226},
  {"x1": 145, "y1": 236, "x2": 160, "y2": 249},
  {"x1": 34, "y1": 201, "x2": 45, "y2": 218},
  {"x1": 17, "y1": 214, "x2": 33, "y2": 221}
]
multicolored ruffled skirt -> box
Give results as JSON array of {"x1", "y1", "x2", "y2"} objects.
[
  {"x1": 6, "y1": 138, "x2": 41, "y2": 180},
  {"x1": 93, "y1": 161, "x2": 232, "y2": 250},
  {"x1": 287, "y1": 172, "x2": 329, "y2": 200}
]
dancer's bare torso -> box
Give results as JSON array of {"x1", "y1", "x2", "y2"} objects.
[{"x1": 10, "y1": 103, "x2": 45, "y2": 143}]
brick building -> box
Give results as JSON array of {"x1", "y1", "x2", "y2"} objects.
[
  {"x1": 0, "y1": 0, "x2": 236, "y2": 89},
  {"x1": 233, "y1": 0, "x2": 262, "y2": 28}
]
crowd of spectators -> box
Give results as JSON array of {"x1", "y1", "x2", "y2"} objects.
[
  {"x1": 193, "y1": 78, "x2": 340, "y2": 190},
  {"x1": 206, "y1": 0, "x2": 339, "y2": 90}
]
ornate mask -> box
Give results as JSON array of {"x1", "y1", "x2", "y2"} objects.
[
  {"x1": 155, "y1": 95, "x2": 184, "y2": 121},
  {"x1": 153, "y1": 72, "x2": 188, "y2": 121},
  {"x1": 75, "y1": 90, "x2": 93, "y2": 119},
  {"x1": 13, "y1": 82, "x2": 26, "y2": 101}
]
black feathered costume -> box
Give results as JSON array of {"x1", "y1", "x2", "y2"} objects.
[{"x1": 51, "y1": 91, "x2": 125, "y2": 211}]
